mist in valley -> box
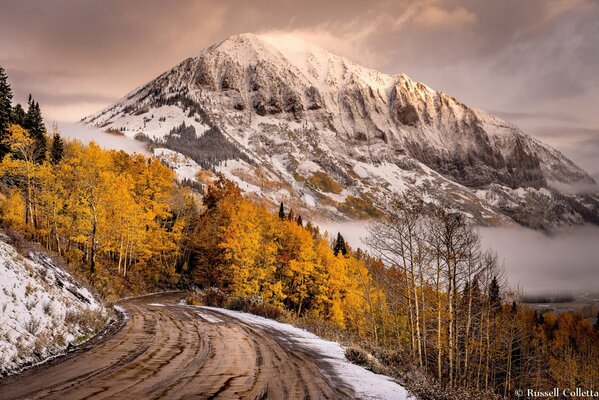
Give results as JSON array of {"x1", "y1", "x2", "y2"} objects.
[
  {"x1": 317, "y1": 220, "x2": 599, "y2": 298},
  {"x1": 479, "y1": 225, "x2": 599, "y2": 297}
]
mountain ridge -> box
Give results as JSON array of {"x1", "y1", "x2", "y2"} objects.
[{"x1": 83, "y1": 33, "x2": 599, "y2": 229}]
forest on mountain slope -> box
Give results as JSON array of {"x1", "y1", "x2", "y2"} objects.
[{"x1": 1, "y1": 66, "x2": 598, "y2": 399}]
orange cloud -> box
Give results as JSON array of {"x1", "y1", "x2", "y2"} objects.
[{"x1": 413, "y1": 5, "x2": 478, "y2": 30}]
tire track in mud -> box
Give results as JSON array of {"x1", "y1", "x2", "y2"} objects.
[{"x1": 0, "y1": 293, "x2": 355, "y2": 400}]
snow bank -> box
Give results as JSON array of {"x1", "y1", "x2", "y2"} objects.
[
  {"x1": 203, "y1": 306, "x2": 413, "y2": 400},
  {"x1": 0, "y1": 236, "x2": 107, "y2": 376}
]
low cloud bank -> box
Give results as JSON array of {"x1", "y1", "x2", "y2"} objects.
[
  {"x1": 316, "y1": 220, "x2": 599, "y2": 297},
  {"x1": 479, "y1": 226, "x2": 599, "y2": 296},
  {"x1": 54, "y1": 121, "x2": 150, "y2": 155},
  {"x1": 315, "y1": 221, "x2": 369, "y2": 249}
]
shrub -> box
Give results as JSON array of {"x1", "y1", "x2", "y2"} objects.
[
  {"x1": 64, "y1": 310, "x2": 79, "y2": 326},
  {"x1": 226, "y1": 294, "x2": 284, "y2": 320},
  {"x1": 25, "y1": 318, "x2": 41, "y2": 335},
  {"x1": 78, "y1": 308, "x2": 105, "y2": 332},
  {"x1": 345, "y1": 346, "x2": 388, "y2": 375},
  {"x1": 105, "y1": 128, "x2": 125, "y2": 136},
  {"x1": 246, "y1": 302, "x2": 284, "y2": 320},
  {"x1": 345, "y1": 346, "x2": 370, "y2": 366},
  {"x1": 42, "y1": 301, "x2": 53, "y2": 316},
  {"x1": 25, "y1": 283, "x2": 35, "y2": 295},
  {"x1": 186, "y1": 290, "x2": 203, "y2": 306},
  {"x1": 227, "y1": 296, "x2": 247, "y2": 311},
  {"x1": 202, "y1": 287, "x2": 228, "y2": 307}
]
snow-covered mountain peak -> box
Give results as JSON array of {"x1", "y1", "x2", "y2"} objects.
[
  {"x1": 204, "y1": 32, "x2": 396, "y2": 94},
  {"x1": 83, "y1": 32, "x2": 599, "y2": 229}
]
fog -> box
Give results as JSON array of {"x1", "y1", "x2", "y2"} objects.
[
  {"x1": 478, "y1": 226, "x2": 599, "y2": 296},
  {"x1": 54, "y1": 121, "x2": 150, "y2": 155},
  {"x1": 316, "y1": 220, "x2": 599, "y2": 297},
  {"x1": 315, "y1": 220, "x2": 370, "y2": 249}
]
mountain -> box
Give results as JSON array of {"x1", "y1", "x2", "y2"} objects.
[{"x1": 83, "y1": 33, "x2": 599, "y2": 229}]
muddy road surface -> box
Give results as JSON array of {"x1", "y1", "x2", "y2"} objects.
[{"x1": 0, "y1": 293, "x2": 355, "y2": 399}]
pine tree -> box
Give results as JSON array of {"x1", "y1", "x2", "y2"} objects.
[
  {"x1": 286, "y1": 208, "x2": 295, "y2": 222},
  {"x1": 511, "y1": 301, "x2": 518, "y2": 314},
  {"x1": 0, "y1": 66, "x2": 13, "y2": 159},
  {"x1": 333, "y1": 232, "x2": 347, "y2": 256},
  {"x1": 50, "y1": 132, "x2": 64, "y2": 165},
  {"x1": 24, "y1": 95, "x2": 47, "y2": 163},
  {"x1": 278, "y1": 202, "x2": 285, "y2": 219},
  {"x1": 534, "y1": 310, "x2": 545, "y2": 326},
  {"x1": 11, "y1": 103, "x2": 26, "y2": 126},
  {"x1": 489, "y1": 276, "x2": 501, "y2": 312},
  {"x1": 594, "y1": 311, "x2": 599, "y2": 331},
  {"x1": 296, "y1": 214, "x2": 303, "y2": 227}
]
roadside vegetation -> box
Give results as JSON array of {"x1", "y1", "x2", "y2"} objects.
[{"x1": 1, "y1": 66, "x2": 598, "y2": 398}]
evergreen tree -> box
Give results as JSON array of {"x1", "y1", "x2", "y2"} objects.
[
  {"x1": 286, "y1": 208, "x2": 295, "y2": 222},
  {"x1": 278, "y1": 202, "x2": 285, "y2": 219},
  {"x1": 489, "y1": 276, "x2": 501, "y2": 312},
  {"x1": 11, "y1": 103, "x2": 26, "y2": 126},
  {"x1": 511, "y1": 300, "x2": 518, "y2": 314},
  {"x1": 296, "y1": 214, "x2": 303, "y2": 227},
  {"x1": 594, "y1": 311, "x2": 599, "y2": 331},
  {"x1": 24, "y1": 95, "x2": 47, "y2": 163},
  {"x1": 534, "y1": 310, "x2": 545, "y2": 326},
  {"x1": 50, "y1": 132, "x2": 64, "y2": 165},
  {"x1": 0, "y1": 66, "x2": 13, "y2": 159},
  {"x1": 333, "y1": 232, "x2": 347, "y2": 256}
]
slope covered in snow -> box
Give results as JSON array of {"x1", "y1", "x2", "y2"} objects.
[
  {"x1": 0, "y1": 234, "x2": 108, "y2": 376},
  {"x1": 84, "y1": 33, "x2": 599, "y2": 229}
]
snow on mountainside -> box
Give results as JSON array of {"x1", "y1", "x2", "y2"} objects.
[
  {"x1": 84, "y1": 33, "x2": 599, "y2": 229},
  {"x1": 0, "y1": 234, "x2": 107, "y2": 376}
]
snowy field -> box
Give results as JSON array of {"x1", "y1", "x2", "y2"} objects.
[
  {"x1": 203, "y1": 306, "x2": 413, "y2": 400},
  {"x1": 0, "y1": 235, "x2": 107, "y2": 376}
]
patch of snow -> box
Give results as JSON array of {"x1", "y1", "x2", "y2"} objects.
[
  {"x1": 90, "y1": 105, "x2": 210, "y2": 141},
  {"x1": 215, "y1": 159, "x2": 263, "y2": 194},
  {"x1": 195, "y1": 311, "x2": 224, "y2": 324},
  {"x1": 153, "y1": 147, "x2": 202, "y2": 182},
  {"x1": 113, "y1": 305, "x2": 129, "y2": 321},
  {"x1": 302, "y1": 193, "x2": 316, "y2": 207}
]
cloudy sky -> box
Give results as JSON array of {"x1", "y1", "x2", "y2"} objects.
[{"x1": 1, "y1": 0, "x2": 598, "y2": 176}]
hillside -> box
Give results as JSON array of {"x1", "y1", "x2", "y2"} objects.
[
  {"x1": 0, "y1": 233, "x2": 107, "y2": 376},
  {"x1": 83, "y1": 33, "x2": 599, "y2": 229}
]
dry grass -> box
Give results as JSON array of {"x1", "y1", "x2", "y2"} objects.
[
  {"x1": 337, "y1": 195, "x2": 381, "y2": 218},
  {"x1": 308, "y1": 171, "x2": 343, "y2": 194}
]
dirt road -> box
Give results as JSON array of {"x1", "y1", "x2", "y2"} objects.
[{"x1": 0, "y1": 293, "x2": 355, "y2": 399}]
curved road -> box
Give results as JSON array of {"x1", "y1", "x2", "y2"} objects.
[{"x1": 0, "y1": 293, "x2": 355, "y2": 399}]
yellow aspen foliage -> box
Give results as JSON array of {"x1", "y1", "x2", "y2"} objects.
[
  {"x1": 0, "y1": 189, "x2": 25, "y2": 229},
  {"x1": 0, "y1": 134, "x2": 187, "y2": 296}
]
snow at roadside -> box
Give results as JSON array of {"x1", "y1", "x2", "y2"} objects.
[
  {"x1": 203, "y1": 306, "x2": 413, "y2": 400},
  {"x1": 0, "y1": 235, "x2": 107, "y2": 376}
]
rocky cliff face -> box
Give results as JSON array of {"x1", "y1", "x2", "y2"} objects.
[{"x1": 83, "y1": 33, "x2": 599, "y2": 229}]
